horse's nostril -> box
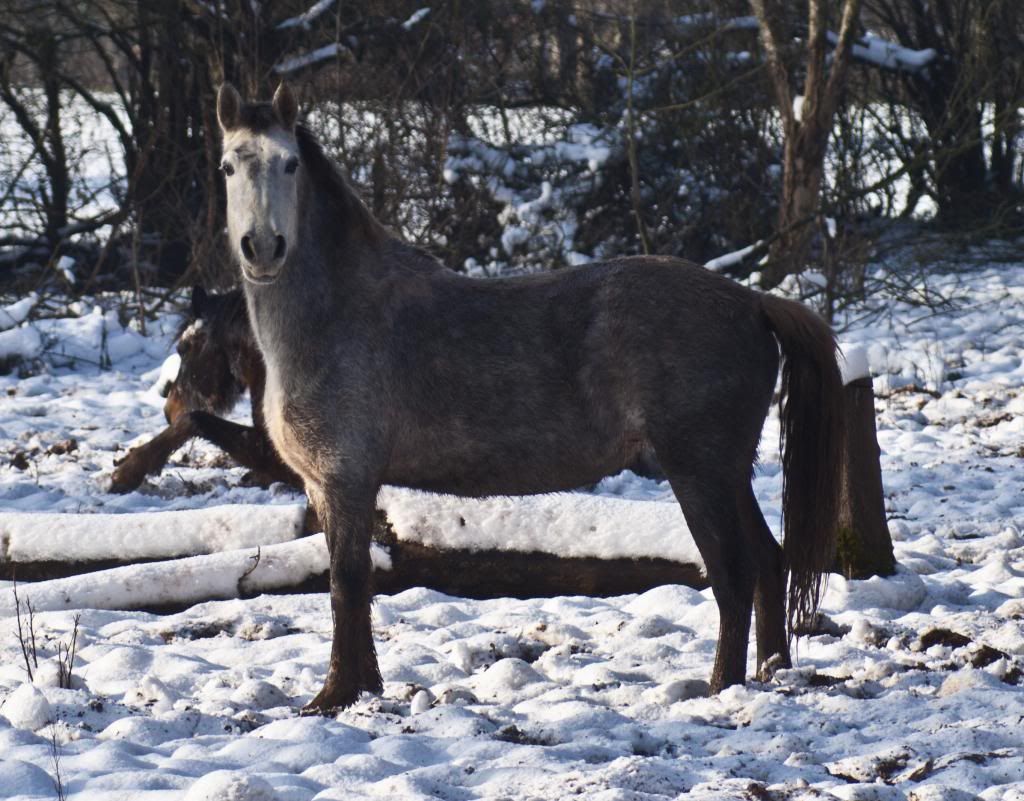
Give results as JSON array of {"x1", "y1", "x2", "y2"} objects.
[
  {"x1": 273, "y1": 235, "x2": 286, "y2": 261},
  {"x1": 241, "y1": 235, "x2": 256, "y2": 262}
]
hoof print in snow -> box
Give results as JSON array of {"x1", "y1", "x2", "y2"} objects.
[
  {"x1": 494, "y1": 724, "x2": 554, "y2": 746},
  {"x1": 917, "y1": 627, "x2": 971, "y2": 650},
  {"x1": 435, "y1": 685, "x2": 479, "y2": 706},
  {"x1": 160, "y1": 619, "x2": 235, "y2": 643}
]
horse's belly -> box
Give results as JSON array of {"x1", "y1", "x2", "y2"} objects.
[{"x1": 387, "y1": 422, "x2": 645, "y2": 497}]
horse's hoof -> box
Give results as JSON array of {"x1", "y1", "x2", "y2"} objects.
[
  {"x1": 108, "y1": 470, "x2": 143, "y2": 494},
  {"x1": 756, "y1": 653, "x2": 790, "y2": 683},
  {"x1": 301, "y1": 684, "x2": 358, "y2": 716}
]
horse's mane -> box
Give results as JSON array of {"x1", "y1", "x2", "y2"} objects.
[
  {"x1": 294, "y1": 124, "x2": 387, "y2": 246},
  {"x1": 175, "y1": 286, "x2": 246, "y2": 342}
]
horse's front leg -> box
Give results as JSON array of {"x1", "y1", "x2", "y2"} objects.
[{"x1": 303, "y1": 478, "x2": 383, "y2": 715}]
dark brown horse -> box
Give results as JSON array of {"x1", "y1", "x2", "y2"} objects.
[
  {"x1": 109, "y1": 287, "x2": 298, "y2": 493},
  {"x1": 217, "y1": 82, "x2": 845, "y2": 714}
]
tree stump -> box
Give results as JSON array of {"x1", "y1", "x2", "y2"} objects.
[{"x1": 836, "y1": 375, "x2": 895, "y2": 579}]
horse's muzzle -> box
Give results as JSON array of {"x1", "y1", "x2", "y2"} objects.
[{"x1": 239, "y1": 232, "x2": 286, "y2": 283}]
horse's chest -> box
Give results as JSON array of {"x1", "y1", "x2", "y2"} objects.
[{"x1": 262, "y1": 371, "x2": 317, "y2": 483}]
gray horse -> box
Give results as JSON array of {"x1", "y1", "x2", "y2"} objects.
[{"x1": 217, "y1": 83, "x2": 845, "y2": 714}]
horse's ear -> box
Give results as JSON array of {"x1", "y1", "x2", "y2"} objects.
[
  {"x1": 217, "y1": 83, "x2": 242, "y2": 132},
  {"x1": 191, "y1": 285, "x2": 208, "y2": 316},
  {"x1": 272, "y1": 82, "x2": 298, "y2": 130}
]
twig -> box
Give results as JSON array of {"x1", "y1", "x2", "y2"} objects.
[
  {"x1": 12, "y1": 581, "x2": 38, "y2": 681},
  {"x1": 57, "y1": 614, "x2": 80, "y2": 690},
  {"x1": 49, "y1": 724, "x2": 66, "y2": 801}
]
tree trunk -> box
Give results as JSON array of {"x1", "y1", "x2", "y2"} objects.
[
  {"x1": 835, "y1": 376, "x2": 895, "y2": 579},
  {"x1": 751, "y1": 0, "x2": 863, "y2": 288},
  {"x1": 760, "y1": 119, "x2": 828, "y2": 287}
]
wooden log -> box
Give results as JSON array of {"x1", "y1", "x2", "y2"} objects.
[
  {"x1": 836, "y1": 375, "x2": 896, "y2": 579},
  {"x1": 0, "y1": 513, "x2": 706, "y2": 612}
]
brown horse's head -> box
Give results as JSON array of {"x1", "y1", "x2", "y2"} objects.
[{"x1": 163, "y1": 286, "x2": 249, "y2": 423}]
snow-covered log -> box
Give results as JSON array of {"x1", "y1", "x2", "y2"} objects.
[
  {"x1": 0, "y1": 491, "x2": 707, "y2": 610},
  {"x1": 0, "y1": 504, "x2": 307, "y2": 564}
]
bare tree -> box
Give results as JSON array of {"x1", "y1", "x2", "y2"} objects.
[
  {"x1": 750, "y1": 0, "x2": 862, "y2": 287},
  {"x1": 865, "y1": 0, "x2": 1024, "y2": 228}
]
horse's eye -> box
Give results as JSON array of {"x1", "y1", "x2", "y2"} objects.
[
  {"x1": 221, "y1": 162, "x2": 235, "y2": 177},
  {"x1": 284, "y1": 158, "x2": 299, "y2": 175}
]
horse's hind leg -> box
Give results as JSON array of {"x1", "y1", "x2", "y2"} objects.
[
  {"x1": 303, "y1": 477, "x2": 383, "y2": 715},
  {"x1": 661, "y1": 464, "x2": 756, "y2": 693},
  {"x1": 742, "y1": 486, "x2": 791, "y2": 680}
]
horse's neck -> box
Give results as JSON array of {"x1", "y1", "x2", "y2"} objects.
[
  {"x1": 245, "y1": 244, "x2": 375, "y2": 380},
  {"x1": 244, "y1": 176, "x2": 387, "y2": 387}
]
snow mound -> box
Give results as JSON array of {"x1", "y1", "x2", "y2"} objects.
[
  {"x1": 0, "y1": 759, "x2": 56, "y2": 796},
  {"x1": 1, "y1": 683, "x2": 52, "y2": 731},
  {"x1": 0, "y1": 324, "x2": 42, "y2": 362},
  {"x1": 184, "y1": 771, "x2": 277, "y2": 801}
]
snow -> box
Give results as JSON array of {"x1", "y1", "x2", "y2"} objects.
[
  {"x1": 378, "y1": 485, "x2": 700, "y2": 564},
  {"x1": 0, "y1": 324, "x2": 43, "y2": 362},
  {"x1": 57, "y1": 255, "x2": 76, "y2": 285},
  {"x1": 402, "y1": 8, "x2": 430, "y2": 30},
  {"x1": 274, "y1": 43, "x2": 347, "y2": 74},
  {"x1": 276, "y1": 0, "x2": 336, "y2": 30},
  {"x1": 839, "y1": 32, "x2": 938, "y2": 73},
  {"x1": 0, "y1": 536, "x2": 390, "y2": 614},
  {"x1": 0, "y1": 504, "x2": 306, "y2": 563},
  {"x1": 0, "y1": 254, "x2": 1023, "y2": 798},
  {"x1": 154, "y1": 351, "x2": 181, "y2": 394},
  {"x1": 838, "y1": 343, "x2": 870, "y2": 385},
  {"x1": 2, "y1": 683, "x2": 53, "y2": 731},
  {"x1": 703, "y1": 240, "x2": 763, "y2": 272},
  {"x1": 0, "y1": 293, "x2": 37, "y2": 329}
]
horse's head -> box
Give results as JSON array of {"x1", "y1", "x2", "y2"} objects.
[
  {"x1": 217, "y1": 83, "x2": 301, "y2": 285},
  {"x1": 163, "y1": 286, "x2": 248, "y2": 423}
]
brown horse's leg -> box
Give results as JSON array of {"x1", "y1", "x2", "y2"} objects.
[
  {"x1": 665, "y1": 472, "x2": 755, "y2": 693},
  {"x1": 303, "y1": 480, "x2": 382, "y2": 715},
  {"x1": 109, "y1": 416, "x2": 199, "y2": 492},
  {"x1": 110, "y1": 412, "x2": 297, "y2": 493},
  {"x1": 188, "y1": 413, "x2": 299, "y2": 487},
  {"x1": 743, "y1": 487, "x2": 791, "y2": 680}
]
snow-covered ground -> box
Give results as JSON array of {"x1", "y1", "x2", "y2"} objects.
[{"x1": 0, "y1": 254, "x2": 1023, "y2": 799}]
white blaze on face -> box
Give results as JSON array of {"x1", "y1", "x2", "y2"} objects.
[{"x1": 221, "y1": 127, "x2": 301, "y2": 277}]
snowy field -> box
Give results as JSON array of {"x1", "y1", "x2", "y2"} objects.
[{"x1": 0, "y1": 254, "x2": 1023, "y2": 799}]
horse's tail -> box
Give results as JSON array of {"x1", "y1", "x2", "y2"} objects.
[{"x1": 760, "y1": 294, "x2": 845, "y2": 634}]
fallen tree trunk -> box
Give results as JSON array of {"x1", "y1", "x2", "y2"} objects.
[{"x1": 0, "y1": 510, "x2": 705, "y2": 613}]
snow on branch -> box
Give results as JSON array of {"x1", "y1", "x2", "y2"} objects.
[
  {"x1": 704, "y1": 241, "x2": 764, "y2": 272},
  {"x1": 274, "y1": 42, "x2": 348, "y2": 74},
  {"x1": 829, "y1": 31, "x2": 937, "y2": 73},
  {"x1": 676, "y1": 13, "x2": 759, "y2": 32},
  {"x1": 277, "y1": 0, "x2": 336, "y2": 30},
  {"x1": 402, "y1": 8, "x2": 431, "y2": 30}
]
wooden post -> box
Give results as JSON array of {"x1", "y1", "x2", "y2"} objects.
[{"x1": 836, "y1": 375, "x2": 895, "y2": 578}]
